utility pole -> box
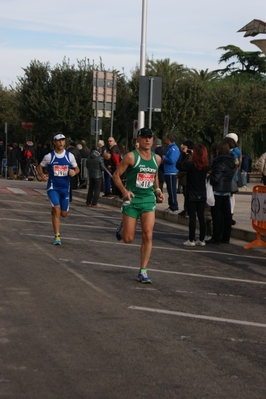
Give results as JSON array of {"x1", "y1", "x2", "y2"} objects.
[
  {"x1": 138, "y1": 0, "x2": 147, "y2": 131},
  {"x1": 4, "y1": 122, "x2": 7, "y2": 179}
]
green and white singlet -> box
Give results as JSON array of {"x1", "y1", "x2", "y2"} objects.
[{"x1": 125, "y1": 149, "x2": 158, "y2": 205}]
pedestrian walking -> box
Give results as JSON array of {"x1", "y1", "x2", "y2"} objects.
[
  {"x1": 37, "y1": 133, "x2": 79, "y2": 245},
  {"x1": 112, "y1": 127, "x2": 164, "y2": 284}
]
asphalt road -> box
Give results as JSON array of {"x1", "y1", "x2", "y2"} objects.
[{"x1": 0, "y1": 180, "x2": 266, "y2": 399}]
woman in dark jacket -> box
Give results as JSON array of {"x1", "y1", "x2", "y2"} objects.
[
  {"x1": 207, "y1": 142, "x2": 235, "y2": 244},
  {"x1": 180, "y1": 144, "x2": 209, "y2": 246},
  {"x1": 86, "y1": 148, "x2": 105, "y2": 207}
]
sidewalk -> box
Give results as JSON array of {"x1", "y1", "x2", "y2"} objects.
[{"x1": 73, "y1": 184, "x2": 258, "y2": 244}]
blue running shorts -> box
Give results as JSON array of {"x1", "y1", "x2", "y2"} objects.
[{"x1": 47, "y1": 188, "x2": 70, "y2": 212}]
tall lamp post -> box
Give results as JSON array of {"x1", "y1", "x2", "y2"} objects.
[{"x1": 138, "y1": 0, "x2": 147, "y2": 130}]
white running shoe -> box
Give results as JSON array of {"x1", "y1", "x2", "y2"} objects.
[
  {"x1": 195, "y1": 239, "x2": 206, "y2": 246},
  {"x1": 183, "y1": 240, "x2": 196, "y2": 247}
]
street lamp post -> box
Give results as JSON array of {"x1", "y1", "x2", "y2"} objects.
[{"x1": 138, "y1": 0, "x2": 147, "y2": 131}]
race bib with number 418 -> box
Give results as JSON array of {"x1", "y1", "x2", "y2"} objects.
[{"x1": 136, "y1": 173, "x2": 155, "y2": 189}]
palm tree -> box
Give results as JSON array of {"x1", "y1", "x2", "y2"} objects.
[
  {"x1": 187, "y1": 68, "x2": 219, "y2": 82},
  {"x1": 146, "y1": 58, "x2": 187, "y2": 78}
]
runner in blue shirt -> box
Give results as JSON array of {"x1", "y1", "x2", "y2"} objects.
[{"x1": 37, "y1": 133, "x2": 79, "y2": 245}]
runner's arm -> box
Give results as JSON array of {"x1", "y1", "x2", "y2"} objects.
[
  {"x1": 68, "y1": 152, "x2": 80, "y2": 177},
  {"x1": 154, "y1": 154, "x2": 165, "y2": 202},
  {"x1": 112, "y1": 152, "x2": 134, "y2": 200},
  {"x1": 37, "y1": 155, "x2": 50, "y2": 181}
]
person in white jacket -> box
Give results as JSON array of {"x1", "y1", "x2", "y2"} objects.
[{"x1": 258, "y1": 152, "x2": 266, "y2": 185}]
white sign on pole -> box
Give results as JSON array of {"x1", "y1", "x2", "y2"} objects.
[
  {"x1": 224, "y1": 115, "x2": 229, "y2": 136},
  {"x1": 133, "y1": 120, "x2": 138, "y2": 139}
]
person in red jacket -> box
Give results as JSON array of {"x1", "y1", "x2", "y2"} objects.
[{"x1": 103, "y1": 137, "x2": 121, "y2": 196}]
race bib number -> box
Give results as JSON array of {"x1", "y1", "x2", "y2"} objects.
[
  {"x1": 53, "y1": 165, "x2": 68, "y2": 177},
  {"x1": 136, "y1": 173, "x2": 155, "y2": 189}
]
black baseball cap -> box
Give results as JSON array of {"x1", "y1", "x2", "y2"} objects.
[{"x1": 137, "y1": 127, "x2": 154, "y2": 138}]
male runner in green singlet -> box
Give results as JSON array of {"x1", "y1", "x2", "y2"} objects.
[{"x1": 112, "y1": 127, "x2": 165, "y2": 283}]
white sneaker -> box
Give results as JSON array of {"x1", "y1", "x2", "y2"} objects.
[
  {"x1": 183, "y1": 240, "x2": 196, "y2": 246},
  {"x1": 204, "y1": 235, "x2": 212, "y2": 241},
  {"x1": 195, "y1": 239, "x2": 206, "y2": 246},
  {"x1": 164, "y1": 207, "x2": 178, "y2": 214}
]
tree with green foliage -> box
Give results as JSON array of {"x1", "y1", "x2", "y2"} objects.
[
  {"x1": 0, "y1": 85, "x2": 21, "y2": 143},
  {"x1": 216, "y1": 45, "x2": 266, "y2": 77}
]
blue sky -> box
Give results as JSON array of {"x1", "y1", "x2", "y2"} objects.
[{"x1": 1, "y1": 0, "x2": 266, "y2": 87}]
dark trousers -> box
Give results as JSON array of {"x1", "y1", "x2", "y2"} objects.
[
  {"x1": 104, "y1": 170, "x2": 112, "y2": 194},
  {"x1": 86, "y1": 177, "x2": 102, "y2": 205},
  {"x1": 183, "y1": 186, "x2": 187, "y2": 212},
  {"x1": 187, "y1": 200, "x2": 206, "y2": 241},
  {"x1": 211, "y1": 195, "x2": 232, "y2": 242},
  {"x1": 164, "y1": 174, "x2": 178, "y2": 211}
]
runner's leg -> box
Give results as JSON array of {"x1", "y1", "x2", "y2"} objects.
[
  {"x1": 120, "y1": 214, "x2": 137, "y2": 243},
  {"x1": 139, "y1": 211, "x2": 155, "y2": 269}
]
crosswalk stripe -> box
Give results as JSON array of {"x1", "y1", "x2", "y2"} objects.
[{"x1": 0, "y1": 186, "x2": 46, "y2": 196}]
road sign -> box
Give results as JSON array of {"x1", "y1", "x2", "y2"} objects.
[
  {"x1": 224, "y1": 115, "x2": 229, "y2": 136},
  {"x1": 22, "y1": 122, "x2": 33, "y2": 130},
  {"x1": 91, "y1": 117, "x2": 102, "y2": 135},
  {"x1": 138, "y1": 76, "x2": 162, "y2": 112},
  {"x1": 92, "y1": 71, "x2": 117, "y2": 119}
]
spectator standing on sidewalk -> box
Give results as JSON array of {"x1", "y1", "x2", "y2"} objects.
[
  {"x1": 223, "y1": 133, "x2": 241, "y2": 225},
  {"x1": 77, "y1": 143, "x2": 89, "y2": 188},
  {"x1": 258, "y1": 151, "x2": 266, "y2": 185},
  {"x1": 81, "y1": 140, "x2": 90, "y2": 156},
  {"x1": 206, "y1": 142, "x2": 235, "y2": 245},
  {"x1": 0, "y1": 140, "x2": 5, "y2": 176},
  {"x1": 241, "y1": 153, "x2": 252, "y2": 188},
  {"x1": 37, "y1": 133, "x2": 79, "y2": 245},
  {"x1": 153, "y1": 138, "x2": 165, "y2": 193},
  {"x1": 176, "y1": 140, "x2": 195, "y2": 217},
  {"x1": 103, "y1": 137, "x2": 121, "y2": 197},
  {"x1": 98, "y1": 140, "x2": 112, "y2": 197},
  {"x1": 163, "y1": 133, "x2": 180, "y2": 213},
  {"x1": 113, "y1": 127, "x2": 164, "y2": 284},
  {"x1": 178, "y1": 144, "x2": 209, "y2": 247},
  {"x1": 86, "y1": 147, "x2": 105, "y2": 207},
  {"x1": 7, "y1": 144, "x2": 17, "y2": 179}
]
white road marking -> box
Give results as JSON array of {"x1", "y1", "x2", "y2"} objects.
[
  {"x1": 6, "y1": 187, "x2": 27, "y2": 194},
  {"x1": 129, "y1": 306, "x2": 266, "y2": 328},
  {"x1": 81, "y1": 260, "x2": 266, "y2": 285},
  {"x1": 20, "y1": 233, "x2": 85, "y2": 241},
  {"x1": 33, "y1": 189, "x2": 46, "y2": 195}
]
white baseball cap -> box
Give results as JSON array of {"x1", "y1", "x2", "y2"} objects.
[
  {"x1": 226, "y1": 133, "x2": 238, "y2": 143},
  {"x1": 53, "y1": 133, "x2": 66, "y2": 141}
]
